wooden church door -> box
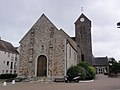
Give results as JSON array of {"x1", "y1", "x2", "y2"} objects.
[{"x1": 37, "y1": 55, "x2": 47, "y2": 77}]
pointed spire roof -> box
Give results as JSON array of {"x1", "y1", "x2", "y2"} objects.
[
  {"x1": 19, "y1": 13, "x2": 58, "y2": 43},
  {"x1": 74, "y1": 13, "x2": 91, "y2": 24},
  {"x1": 32, "y1": 13, "x2": 57, "y2": 29}
]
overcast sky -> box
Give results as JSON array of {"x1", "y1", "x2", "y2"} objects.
[{"x1": 0, "y1": 0, "x2": 120, "y2": 61}]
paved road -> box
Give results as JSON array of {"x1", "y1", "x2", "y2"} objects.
[{"x1": 0, "y1": 74, "x2": 120, "y2": 90}]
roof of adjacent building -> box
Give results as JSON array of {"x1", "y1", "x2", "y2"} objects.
[
  {"x1": 59, "y1": 29, "x2": 77, "y2": 51},
  {"x1": 93, "y1": 57, "x2": 108, "y2": 66},
  {"x1": 0, "y1": 39, "x2": 19, "y2": 54}
]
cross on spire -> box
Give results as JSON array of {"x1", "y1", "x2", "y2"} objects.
[{"x1": 81, "y1": 7, "x2": 84, "y2": 12}]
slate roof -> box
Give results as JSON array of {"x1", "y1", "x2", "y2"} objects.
[
  {"x1": 93, "y1": 57, "x2": 108, "y2": 66},
  {"x1": 74, "y1": 13, "x2": 91, "y2": 25},
  {"x1": 59, "y1": 29, "x2": 77, "y2": 51},
  {"x1": 0, "y1": 39, "x2": 18, "y2": 54}
]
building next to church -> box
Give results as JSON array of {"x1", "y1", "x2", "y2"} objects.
[
  {"x1": 18, "y1": 13, "x2": 92, "y2": 79},
  {"x1": 93, "y1": 57, "x2": 109, "y2": 74},
  {"x1": 0, "y1": 37, "x2": 19, "y2": 75}
]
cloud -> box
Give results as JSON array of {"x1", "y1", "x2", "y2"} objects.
[{"x1": 0, "y1": 0, "x2": 120, "y2": 61}]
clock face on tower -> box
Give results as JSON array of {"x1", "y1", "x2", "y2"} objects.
[{"x1": 80, "y1": 18, "x2": 85, "y2": 22}]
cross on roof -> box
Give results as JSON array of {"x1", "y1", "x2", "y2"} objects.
[{"x1": 81, "y1": 7, "x2": 84, "y2": 12}]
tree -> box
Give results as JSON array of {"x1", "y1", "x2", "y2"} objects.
[
  {"x1": 109, "y1": 58, "x2": 117, "y2": 63},
  {"x1": 109, "y1": 61, "x2": 120, "y2": 74}
]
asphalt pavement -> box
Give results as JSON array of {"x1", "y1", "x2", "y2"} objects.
[{"x1": 0, "y1": 74, "x2": 120, "y2": 90}]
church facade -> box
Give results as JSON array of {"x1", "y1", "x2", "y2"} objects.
[{"x1": 18, "y1": 13, "x2": 92, "y2": 79}]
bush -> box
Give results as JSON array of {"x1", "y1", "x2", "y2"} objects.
[
  {"x1": 86, "y1": 66, "x2": 96, "y2": 80},
  {"x1": 77, "y1": 61, "x2": 96, "y2": 80},
  {"x1": 77, "y1": 61, "x2": 90, "y2": 69},
  {"x1": 67, "y1": 66, "x2": 86, "y2": 80},
  {"x1": 78, "y1": 67, "x2": 86, "y2": 80},
  {"x1": 109, "y1": 62, "x2": 120, "y2": 74},
  {"x1": 67, "y1": 62, "x2": 96, "y2": 80},
  {"x1": 67, "y1": 66, "x2": 81, "y2": 77},
  {"x1": 0, "y1": 74, "x2": 17, "y2": 79}
]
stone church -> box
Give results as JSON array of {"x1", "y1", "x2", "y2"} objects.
[{"x1": 18, "y1": 13, "x2": 92, "y2": 79}]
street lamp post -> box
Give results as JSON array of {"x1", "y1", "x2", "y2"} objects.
[{"x1": 117, "y1": 22, "x2": 120, "y2": 28}]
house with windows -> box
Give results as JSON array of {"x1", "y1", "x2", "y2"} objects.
[
  {"x1": 0, "y1": 37, "x2": 19, "y2": 75},
  {"x1": 93, "y1": 57, "x2": 109, "y2": 74}
]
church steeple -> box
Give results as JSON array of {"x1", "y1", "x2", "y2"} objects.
[
  {"x1": 75, "y1": 13, "x2": 92, "y2": 64},
  {"x1": 75, "y1": 13, "x2": 91, "y2": 27}
]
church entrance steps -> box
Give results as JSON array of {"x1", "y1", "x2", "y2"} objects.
[
  {"x1": 28, "y1": 77, "x2": 52, "y2": 83},
  {"x1": 54, "y1": 78, "x2": 65, "y2": 82}
]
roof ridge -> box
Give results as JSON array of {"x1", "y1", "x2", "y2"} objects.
[
  {"x1": 19, "y1": 13, "x2": 58, "y2": 43},
  {"x1": 1, "y1": 40, "x2": 9, "y2": 51},
  {"x1": 0, "y1": 39, "x2": 18, "y2": 54}
]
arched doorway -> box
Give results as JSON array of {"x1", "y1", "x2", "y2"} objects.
[{"x1": 37, "y1": 55, "x2": 47, "y2": 77}]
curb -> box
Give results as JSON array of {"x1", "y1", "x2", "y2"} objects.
[{"x1": 79, "y1": 79, "x2": 94, "y2": 83}]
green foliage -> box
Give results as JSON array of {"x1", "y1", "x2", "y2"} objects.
[
  {"x1": 77, "y1": 61, "x2": 90, "y2": 69},
  {"x1": 67, "y1": 66, "x2": 80, "y2": 77},
  {"x1": 86, "y1": 66, "x2": 96, "y2": 79},
  {"x1": 77, "y1": 61, "x2": 96, "y2": 80},
  {"x1": 77, "y1": 66, "x2": 86, "y2": 80},
  {"x1": 0, "y1": 74, "x2": 17, "y2": 79},
  {"x1": 88, "y1": 66, "x2": 96, "y2": 76},
  {"x1": 109, "y1": 62, "x2": 120, "y2": 74},
  {"x1": 67, "y1": 66, "x2": 86, "y2": 80},
  {"x1": 67, "y1": 61, "x2": 96, "y2": 80}
]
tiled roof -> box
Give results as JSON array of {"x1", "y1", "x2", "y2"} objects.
[
  {"x1": 0, "y1": 39, "x2": 18, "y2": 54},
  {"x1": 93, "y1": 57, "x2": 108, "y2": 66}
]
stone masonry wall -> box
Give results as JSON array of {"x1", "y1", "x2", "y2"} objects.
[{"x1": 19, "y1": 14, "x2": 66, "y2": 78}]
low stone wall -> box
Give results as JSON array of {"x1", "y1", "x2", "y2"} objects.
[{"x1": 108, "y1": 73, "x2": 120, "y2": 78}]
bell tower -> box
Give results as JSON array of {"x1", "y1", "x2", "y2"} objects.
[{"x1": 75, "y1": 13, "x2": 92, "y2": 64}]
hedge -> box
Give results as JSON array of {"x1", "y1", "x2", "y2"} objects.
[
  {"x1": 86, "y1": 66, "x2": 96, "y2": 80},
  {"x1": 77, "y1": 61, "x2": 96, "y2": 80},
  {"x1": 67, "y1": 66, "x2": 86, "y2": 80},
  {"x1": 67, "y1": 61, "x2": 96, "y2": 80},
  {"x1": 0, "y1": 74, "x2": 17, "y2": 79}
]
